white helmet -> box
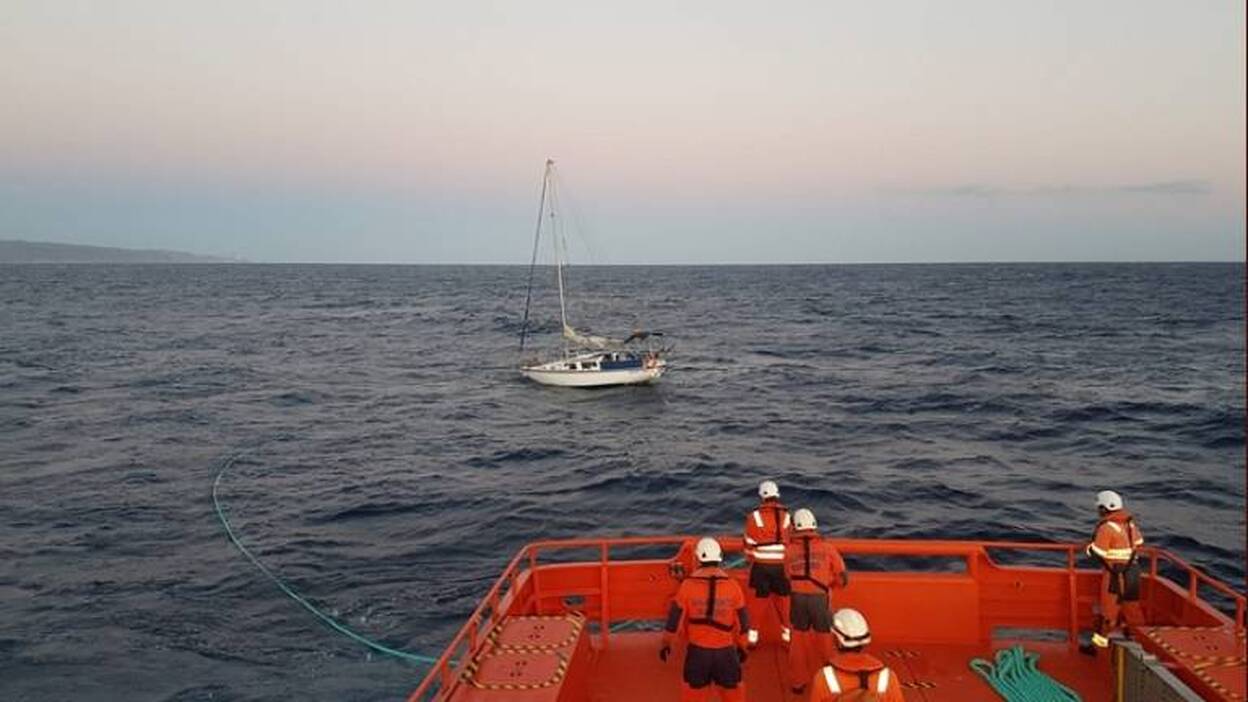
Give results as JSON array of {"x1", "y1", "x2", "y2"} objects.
[
  {"x1": 793, "y1": 508, "x2": 817, "y2": 531},
  {"x1": 832, "y1": 608, "x2": 872, "y2": 649},
  {"x1": 1096, "y1": 490, "x2": 1123, "y2": 512},
  {"x1": 695, "y1": 537, "x2": 723, "y2": 564},
  {"x1": 758, "y1": 480, "x2": 780, "y2": 500}
]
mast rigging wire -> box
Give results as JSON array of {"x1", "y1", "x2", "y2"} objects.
[{"x1": 518, "y1": 159, "x2": 553, "y2": 352}]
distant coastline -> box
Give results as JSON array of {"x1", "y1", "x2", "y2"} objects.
[
  {"x1": 0, "y1": 240, "x2": 242, "y2": 264},
  {"x1": 0, "y1": 240, "x2": 1240, "y2": 265}
]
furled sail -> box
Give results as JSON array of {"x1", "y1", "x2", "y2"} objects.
[{"x1": 562, "y1": 324, "x2": 615, "y2": 350}]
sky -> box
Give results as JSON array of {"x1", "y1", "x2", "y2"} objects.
[{"x1": 0, "y1": 1, "x2": 1243, "y2": 263}]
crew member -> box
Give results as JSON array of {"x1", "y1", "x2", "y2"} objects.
[
  {"x1": 1083, "y1": 489, "x2": 1145, "y2": 653},
  {"x1": 742, "y1": 479, "x2": 791, "y2": 645},
  {"x1": 808, "y1": 608, "x2": 905, "y2": 702},
  {"x1": 784, "y1": 508, "x2": 848, "y2": 694},
  {"x1": 660, "y1": 537, "x2": 751, "y2": 702}
]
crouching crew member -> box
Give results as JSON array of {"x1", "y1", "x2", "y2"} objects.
[
  {"x1": 808, "y1": 609, "x2": 905, "y2": 702},
  {"x1": 1083, "y1": 489, "x2": 1145, "y2": 653},
  {"x1": 660, "y1": 537, "x2": 751, "y2": 702},
  {"x1": 785, "y1": 508, "x2": 848, "y2": 694},
  {"x1": 743, "y1": 479, "x2": 792, "y2": 645}
]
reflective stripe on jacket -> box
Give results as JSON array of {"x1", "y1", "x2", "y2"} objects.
[
  {"x1": 809, "y1": 652, "x2": 905, "y2": 701},
  {"x1": 743, "y1": 501, "x2": 790, "y2": 562},
  {"x1": 1089, "y1": 510, "x2": 1144, "y2": 565}
]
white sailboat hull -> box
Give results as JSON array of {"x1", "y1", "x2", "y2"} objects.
[{"x1": 520, "y1": 360, "x2": 666, "y2": 388}]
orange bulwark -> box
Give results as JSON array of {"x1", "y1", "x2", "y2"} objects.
[{"x1": 407, "y1": 536, "x2": 1246, "y2": 702}]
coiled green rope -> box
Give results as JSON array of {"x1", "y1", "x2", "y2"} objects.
[
  {"x1": 212, "y1": 455, "x2": 437, "y2": 665},
  {"x1": 970, "y1": 645, "x2": 1081, "y2": 702}
]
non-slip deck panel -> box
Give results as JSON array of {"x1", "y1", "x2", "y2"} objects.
[
  {"x1": 1138, "y1": 625, "x2": 1246, "y2": 702},
  {"x1": 450, "y1": 614, "x2": 589, "y2": 702}
]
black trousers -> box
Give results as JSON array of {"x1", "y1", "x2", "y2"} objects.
[
  {"x1": 683, "y1": 644, "x2": 742, "y2": 688},
  {"x1": 748, "y1": 562, "x2": 791, "y2": 597}
]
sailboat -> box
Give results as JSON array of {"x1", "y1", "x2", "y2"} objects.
[{"x1": 517, "y1": 159, "x2": 668, "y2": 387}]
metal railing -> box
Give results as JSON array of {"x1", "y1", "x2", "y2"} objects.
[
  {"x1": 1146, "y1": 547, "x2": 1246, "y2": 633},
  {"x1": 406, "y1": 535, "x2": 693, "y2": 702}
]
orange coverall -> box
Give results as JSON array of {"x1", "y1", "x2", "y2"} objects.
[
  {"x1": 784, "y1": 533, "x2": 847, "y2": 688},
  {"x1": 1087, "y1": 509, "x2": 1145, "y2": 646},
  {"x1": 742, "y1": 500, "x2": 791, "y2": 642}
]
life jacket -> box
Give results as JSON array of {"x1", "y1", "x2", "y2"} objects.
[
  {"x1": 674, "y1": 567, "x2": 746, "y2": 648},
  {"x1": 816, "y1": 653, "x2": 894, "y2": 701},
  {"x1": 744, "y1": 500, "x2": 790, "y2": 563},
  {"x1": 1090, "y1": 510, "x2": 1144, "y2": 566},
  {"x1": 787, "y1": 534, "x2": 833, "y2": 594},
  {"x1": 687, "y1": 573, "x2": 735, "y2": 632}
]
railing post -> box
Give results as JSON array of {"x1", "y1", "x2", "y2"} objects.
[
  {"x1": 969, "y1": 546, "x2": 988, "y2": 643},
  {"x1": 1188, "y1": 570, "x2": 1199, "y2": 602},
  {"x1": 439, "y1": 655, "x2": 453, "y2": 691},
  {"x1": 530, "y1": 547, "x2": 542, "y2": 615},
  {"x1": 1066, "y1": 547, "x2": 1079, "y2": 650},
  {"x1": 600, "y1": 541, "x2": 611, "y2": 649}
]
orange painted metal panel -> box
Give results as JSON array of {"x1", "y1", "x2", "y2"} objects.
[{"x1": 831, "y1": 572, "x2": 982, "y2": 644}]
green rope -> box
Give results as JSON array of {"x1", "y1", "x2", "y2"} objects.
[
  {"x1": 212, "y1": 456, "x2": 437, "y2": 665},
  {"x1": 970, "y1": 645, "x2": 1081, "y2": 702}
]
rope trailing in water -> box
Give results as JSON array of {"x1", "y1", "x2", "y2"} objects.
[
  {"x1": 969, "y1": 645, "x2": 1082, "y2": 702},
  {"x1": 212, "y1": 455, "x2": 437, "y2": 665}
]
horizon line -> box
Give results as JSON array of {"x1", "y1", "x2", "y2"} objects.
[{"x1": 5, "y1": 259, "x2": 1244, "y2": 266}]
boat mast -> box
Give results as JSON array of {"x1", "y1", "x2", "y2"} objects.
[
  {"x1": 552, "y1": 176, "x2": 569, "y2": 335},
  {"x1": 518, "y1": 159, "x2": 553, "y2": 352}
]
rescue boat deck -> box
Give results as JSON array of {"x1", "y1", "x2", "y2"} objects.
[{"x1": 408, "y1": 536, "x2": 1245, "y2": 702}]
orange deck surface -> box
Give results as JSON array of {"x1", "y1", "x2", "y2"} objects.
[
  {"x1": 586, "y1": 633, "x2": 1112, "y2": 702},
  {"x1": 1137, "y1": 626, "x2": 1246, "y2": 702}
]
